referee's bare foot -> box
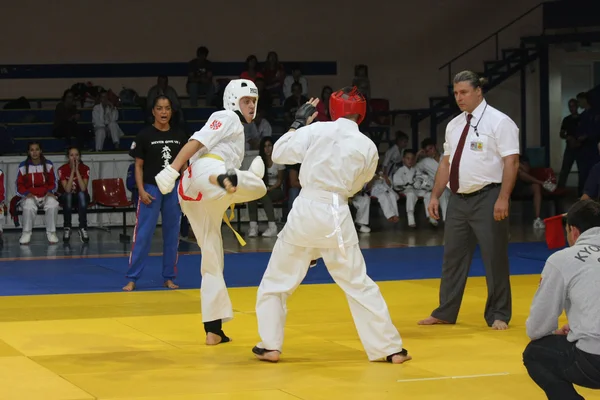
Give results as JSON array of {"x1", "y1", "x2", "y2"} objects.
[
  {"x1": 163, "y1": 280, "x2": 179, "y2": 289},
  {"x1": 417, "y1": 316, "x2": 450, "y2": 325},
  {"x1": 209, "y1": 174, "x2": 236, "y2": 194},
  {"x1": 491, "y1": 320, "x2": 508, "y2": 330},
  {"x1": 123, "y1": 282, "x2": 136, "y2": 291}
]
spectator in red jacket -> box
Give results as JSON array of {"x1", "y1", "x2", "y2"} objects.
[
  {"x1": 58, "y1": 146, "x2": 90, "y2": 243},
  {"x1": 16, "y1": 142, "x2": 59, "y2": 245}
]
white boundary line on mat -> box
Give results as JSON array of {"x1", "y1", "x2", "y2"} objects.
[{"x1": 397, "y1": 372, "x2": 510, "y2": 382}]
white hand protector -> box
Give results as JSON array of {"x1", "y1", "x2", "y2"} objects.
[{"x1": 155, "y1": 166, "x2": 180, "y2": 194}]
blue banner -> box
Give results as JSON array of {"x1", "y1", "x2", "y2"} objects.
[{"x1": 0, "y1": 61, "x2": 337, "y2": 80}]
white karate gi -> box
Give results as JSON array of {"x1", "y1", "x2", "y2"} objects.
[
  {"x1": 92, "y1": 103, "x2": 124, "y2": 151},
  {"x1": 178, "y1": 110, "x2": 267, "y2": 324},
  {"x1": 416, "y1": 157, "x2": 449, "y2": 220},
  {"x1": 255, "y1": 118, "x2": 405, "y2": 361},
  {"x1": 392, "y1": 165, "x2": 431, "y2": 223}
]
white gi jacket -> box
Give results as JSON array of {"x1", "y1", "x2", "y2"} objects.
[{"x1": 272, "y1": 118, "x2": 378, "y2": 250}]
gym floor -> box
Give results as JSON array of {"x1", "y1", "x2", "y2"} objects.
[{"x1": 0, "y1": 208, "x2": 597, "y2": 400}]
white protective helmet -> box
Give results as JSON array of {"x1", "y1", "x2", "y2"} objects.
[{"x1": 223, "y1": 79, "x2": 259, "y2": 120}]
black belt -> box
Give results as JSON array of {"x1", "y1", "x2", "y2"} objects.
[{"x1": 454, "y1": 183, "x2": 500, "y2": 198}]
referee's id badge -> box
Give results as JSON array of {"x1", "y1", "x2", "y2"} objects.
[{"x1": 470, "y1": 141, "x2": 483, "y2": 151}]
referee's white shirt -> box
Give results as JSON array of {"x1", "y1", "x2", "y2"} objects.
[{"x1": 443, "y1": 99, "x2": 520, "y2": 194}]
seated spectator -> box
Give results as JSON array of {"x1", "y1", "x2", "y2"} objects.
[
  {"x1": 392, "y1": 150, "x2": 431, "y2": 228},
  {"x1": 287, "y1": 164, "x2": 301, "y2": 211},
  {"x1": 262, "y1": 51, "x2": 286, "y2": 100},
  {"x1": 58, "y1": 146, "x2": 90, "y2": 243},
  {"x1": 514, "y1": 155, "x2": 557, "y2": 229},
  {"x1": 352, "y1": 64, "x2": 371, "y2": 100},
  {"x1": 581, "y1": 161, "x2": 600, "y2": 200},
  {"x1": 523, "y1": 199, "x2": 600, "y2": 399},
  {"x1": 240, "y1": 55, "x2": 264, "y2": 82},
  {"x1": 53, "y1": 89, "x2": 88, "y2": 149},
  {"x1": 416, "y1": 138, "x2": 449, "y2": 224},
  {"x1": 283, "y1": 82, "x2": 309, "y2": 128},
  {"x1": 315, "y1": 86, "x2": 333, "y2": 122},
  {"x1": 247, "y1": 137, "x2": 285, "y2": 237},
  {"x1": 254, "y1": 77, "x2": 273, "y2": 117},
  {"x1": 244, "y1": 108, "x2": 272, "y2": 151},
  {"x1": 16, "y1": 142, "x2": 59, "y2": 245},
  {"x1": 283, "y1": 64, "x2": 308, "y2": 99},
  {"x1": 0, "y1": 168, "x2": 4, "y2": 245},
  {"x1": 382, "y1": 132, "x2": 408, "y2": 176},
  {"x1": 146, "y1": 76, "x2": 183, "y2": 125},
  {"x1": 187, "y1": 46, "x2": 215, "y2": 107},
  {"x1": 352, "y1": 168, "x2": 400, "y2": 233},
  {"x1": 93, "y1": 90, "x2": 124, "y2": 151},
  {"x1": 126, "y1": 162, "x2": 139, "y2": 205}
]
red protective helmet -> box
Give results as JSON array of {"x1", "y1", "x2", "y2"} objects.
[{"x1": 329, "y1": 86, "x2": 367, "y2": 125}]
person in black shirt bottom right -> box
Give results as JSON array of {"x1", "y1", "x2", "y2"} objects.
[{"x1": 124, "y1": 95, "x2": 188, "y2": 291}]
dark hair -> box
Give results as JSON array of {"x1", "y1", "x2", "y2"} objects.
[
  {"x1": 62, "y1": 89, "x2": 75, "y2": 102},
  {"x1": 421, "y1": 138, "x2": 436, "y2": 149},
  {"x1": 568, "y1": 98, "x2": 578, "y2": 106},
  {"x1": 321, "y1": 85, "x2": 333, "y2": 100},
  {"x1": 395, "y1": 131, "x2": 408, "y2": 142},
  {"x1": 25, "y1": 141, "x2": 50, "y2": 182},
  {"x1": 246, "y1": 55, "x2": 258, "y2": 68},
  {"x1": 291, "y1": 82, "x2": 302, "y2": 91},
  {"x1": 453, "y1": 70, "x2": 488, "y2": 89},
  {"x1": 66, "y1": 146, "x2": 82, "y2": 159},
  {"x1": 576, "y1": 92, "x2": 588, "y2": 100},
  {"x1": 153, "y1": 95, "x2": 172, "y2": 108},
  {"x1": 403, "y1": 149, "x2": 416, "y2": 157},
  {"x1": 197, "y1": 46, "x2": 208, "y2": 56},
  {"x1": 566, "y1": 200, "x2": 600, "y2": 234},
  {"x1": 259, "y1": 136, "x2": 274, "y2": 186}
]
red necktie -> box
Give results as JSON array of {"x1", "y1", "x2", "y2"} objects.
[{"x1": 449, "y1": 114, "x2": 473, "y2": 193}]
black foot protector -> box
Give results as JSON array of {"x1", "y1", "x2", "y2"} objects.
[
  {"x1": 386, "y1": 348, "x2": 408, "y2": 362},
  {"x1": 204, "y1": 319, "x2": 231, "y2": 343},
  {"x1": 216, "y1": 169, "x2": 238, "y2": 189},
  {"x1": 252, "y1": 346, "x2": 278, "y2": 356}
]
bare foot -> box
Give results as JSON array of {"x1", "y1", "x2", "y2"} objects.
[
  {"x1": 163, "y1": 280, "x2": 179, "y2": 289},
  {"x1": 417, "y1": 316, "x2": 450, "y2": 325},
  {"x1": 209, "y1": 174, "x2": 236, "y2": 193},
  {"x1": 389, "y1": 353, "x2": 412, "y2": 364},
  {"x1": 491, "y1": 320, "x2": 508, "y2": 330},
  {"x1": 206, "y1": 332, "x2": 231, "y2": 345},
  {"x1": 389, "y1": 216, "x2": 400, "y2": 223},
  {"x1": 122, "y1": 282, "x2": 135, "y2": 291}
]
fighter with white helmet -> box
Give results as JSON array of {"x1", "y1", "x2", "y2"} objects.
[
  {"x1": 155, "y1": 79, "x2": 267, "y2": 345},
  {"x1": 252, "y1": 87, "x2": 411, "y2": 364}
]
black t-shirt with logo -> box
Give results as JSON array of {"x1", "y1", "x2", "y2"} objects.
[{"x1": 129, "y1": 125, "x2": 188, "y2": 186}]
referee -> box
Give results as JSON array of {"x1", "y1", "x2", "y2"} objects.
[
  {"x1": 124, "y1": 95, "x2": 188, "y2": 291},
  {"x1": 418, "y1": 70, "x2": 520, "y2": 330}
]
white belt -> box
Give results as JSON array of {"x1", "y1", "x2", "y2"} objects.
[{"x1": 299, "y1": 188, "x2": 348, "y2": 259}]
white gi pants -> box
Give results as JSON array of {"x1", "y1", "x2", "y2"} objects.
[
  {"x1": 351, "y1": 194, "x2": 370, "y2": 226},
  {"x1": 402, "y1": 188, "x2": 431, "y2": 216},
  {"x1": 371, "y1": 184, "x2": 399, "y2": 220},
  {"x1": 179, "y1": 155, "x2": 267, "y2": 323},
  {"x1": 256, "y1": 189, "x2": 404, "y2": 361},
  {"x1": 20, "y1": 196, "x2": 59, "y2": 233},
  {"x1": 95, "y1": 122, "x2": 123, "y2": 151}
]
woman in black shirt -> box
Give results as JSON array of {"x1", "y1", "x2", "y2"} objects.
[{"x1": 124, "y1": 95, "x2": 188, "y2": 291}]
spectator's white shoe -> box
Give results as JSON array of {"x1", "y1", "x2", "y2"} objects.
[
  {"x1": 262, "y1": 222, "x2": 278, "y2": 237},
  {"x1": 358, "y1": 224, "x2": 371, "y2": 233},
  {"x1": 19, "y1": 231, "x2": 32, "y2": 245},
  {"x1": 407, "y1": 212, "x2": 416, "y2": 228},
  {"x1": 247, "y1": 221, "x2": 259, "y2": 237},
  {"x1": 533, "y1": 218, "x2": 546, "y2": 230},
  {"x1": 47, "y1": 231, "x2": 59, "y2": 244},
  {"x1": 543, "y1": 180, "x2": 557, "y2": 192},
  {"x1": 429, "y1": 217, "x2": 439, "y2": 226}
]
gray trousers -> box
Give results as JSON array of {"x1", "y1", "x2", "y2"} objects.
[{"x1": 431, "y1": 185, "x2": 512, "y2": 326}]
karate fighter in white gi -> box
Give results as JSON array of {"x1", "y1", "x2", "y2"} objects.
[
  {"x1": 252, "y1": 87, "x2": 411, "y2": 364},
  {"x1": 155, "y1": 79, "x2": 267, "y2": 345}
]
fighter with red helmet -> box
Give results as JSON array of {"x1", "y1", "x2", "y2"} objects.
[{"x1": 251, "y1": 86, "x2": 411, "y2": 364}]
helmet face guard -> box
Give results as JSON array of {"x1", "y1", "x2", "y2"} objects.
[
  {"x1": 223, "y1": 79, "x2": 259, "y2": 120},
  {"x1": 329, "y1": 86, "x2": 367, "y2": 125}
]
